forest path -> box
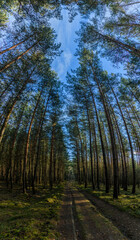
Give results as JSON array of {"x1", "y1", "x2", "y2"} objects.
[
  {"x1": 79, "y1": 188, "x2": 140, "y2": 240},
  {"x1": 57, "y1": 184, "x2": 128, "y2": 240},
  {"x1": 56, "y1": 185, "x2": 77, "y2": 240}
]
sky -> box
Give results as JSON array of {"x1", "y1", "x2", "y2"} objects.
[
  {"x1": 50, "y1": 8, "x2": 126, "y2": 84},
  {"x1": 50, "y1": 8, "x2": 81, "y2": 82},
  {"x1": 50, "y1": 9, "x2": 128, "y2": 159}
]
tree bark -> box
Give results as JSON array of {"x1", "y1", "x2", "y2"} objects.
[
  {"x1": 23, "y1": 90, "x2": 42, "y2": 193},
  {"x1": 76, "y1": 118, "x2": 87, "y2": 188},
  {"x1": 86, "y1": 76, "x2": 109, "y2": 193},
  {"x1": 91, "y1": 28, "x2": 140, "y2": 57},
  {"x1": 90, "y1": 66, "x2": 118, "y2": 198},
  {"x1": 111, "y1": 87, "x2": 136, "y2": 194},
  {"x1": 0, "y1": 34, "x2": 34, "y2": 55},
  {"x1": 85, "y1": 98, "x2": 95, "y2": 189},
  {"x1": 32, "y1": 93, "x2": 51, "y2": 193},
  {"x1": 49, "y1": 125, "x2": 55, "y2": 190},
  {"x1": 0, "y1": 41, "x2": 39, "y2": 73},
  {"x1": 76, "y1": 139, "x2": 81, "y2": 184},
  {"x1": 0, "y1": 68, "x2": 35, "y2": 144}
]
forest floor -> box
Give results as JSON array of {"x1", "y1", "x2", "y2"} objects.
[
  {"x1": 0, "y1": 182, "x2": 64, "y2": 240},
  {"x1": 78, "y1": 185, "x2": 140, "y2": 218},
  {"x1": 0, "y1": 182, "x2": 140, "y2": 240},
  {"x1": 57, "y1": 183, "x2": 140, "y2": 240}
]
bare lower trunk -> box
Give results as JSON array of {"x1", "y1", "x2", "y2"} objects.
[
  {"x1": 23, "y1": 91, "x2": 42, "y2": 193},
  {"x1": 112, "y1": 87, "x2": 136, "y2": 194},
  {"x1": 91, "y1": 66, "x2": 118, "y2": 198},
  {"x1": 87, "y1": 77, "x2": 109, "y2": 193}
]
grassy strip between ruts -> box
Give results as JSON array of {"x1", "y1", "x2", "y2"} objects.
[
  {"x1": 0, "y1": 182, "x2": 64, "y2": 240},
  {"x1": 77, "y1": 184, "x2": 140, "y2": 218}
]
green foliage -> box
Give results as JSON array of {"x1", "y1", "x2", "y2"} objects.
[
  {"x1": 79, "y1": 185, "x2": 140, "y2": 218},
  {"x1": 0, "y1": 183, "x2": 64, "y2": 240}
]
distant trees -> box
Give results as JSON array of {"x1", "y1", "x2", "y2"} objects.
[
  {"x1": 0, "y1": 4, "x2": 67, "y2": 193},
  {"x1": 0, "y1": 68, "x2": 67, "y2": 193},
  {"x1": 0, "y1": 0, "x2": 139, "y2": 199},
  {"x1": 66, "y1": 0, "x2": 139, "y2": 198},
  {"x1": 67, "y1": 48, "x2": 139, "y2": 198}
]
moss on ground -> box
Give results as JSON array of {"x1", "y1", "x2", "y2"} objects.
[
  {"x1": 78, "y1": 184, "x2": 140, "y2": 218},
  {"x1": 0, "y1": 183, "x2": 64, "y2": 240}
]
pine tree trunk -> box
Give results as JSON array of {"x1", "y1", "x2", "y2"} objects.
[
  {"x1": 112, "y1": 87, "x2": 136, "y2": 194},
  {"x1": 93, "y1": 29, "x2": 140, "y2": 57},
  {"x1": 0, "y1": 68, "x2": 35, "y2": 144},
  {"x1": 91, "y1": 66, "x2": 118, "y2": 198},
  {"x1": 76, "y1": 119, "x2": 87, "y2": 188},
  {"x1": 0, "y1": 41, "x2": 39, "y2": 73},
  {"x1": 0, "y1": 34, "x2": 35, "y2": 55},
  {"x1": 86, "y1": 77, "x2": 109, "y2": 193},
  {"x1": 23, "y1": 91, "x2": 42, "y2": 193},
  {"x1": 85, "y1": 101, "x2": 95, "y2": 189},
  {"x1": 76, "y1": 140, "x2": 81, "y2": 184},
  {"x1": 49, "y1": 127, "x2": 54, "y2": 190}
]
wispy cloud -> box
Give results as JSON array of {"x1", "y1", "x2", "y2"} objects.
[
  {"x1": 52, "y1": 51, "x2": 72, "y2": 80},
  {"x1": 50, "y1": 8, "x2": 81, "y2": 82},
  {"x1": 64, "y1": 51, "x2": 72, "y2": 68}
]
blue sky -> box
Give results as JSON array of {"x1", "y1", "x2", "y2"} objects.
[
  {"x1": 50, "y1": 8, "x2": 126, "y2": 83},
  {"x1": 50, "y1": 8, "x2": 81, "y2": 82},
  {"x1": 50, "y1": 9, "x2": 127, "y2": 159}
]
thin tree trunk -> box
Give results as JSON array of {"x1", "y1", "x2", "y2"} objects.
[
  {"x1": 8, "y1": 109, "x2": 24, "y2": 189},
  {"x1": 32, "y1": 91, "x2": 51, "y2": 193},
  {"x1": 23, "y1": 90, "x2": 42, "y2": 193},
  {"x1": 76, "y1": 119, "x2": 87, "y2": 188},
  {"x1": 85, "y1": 136, "x2": 88, "y2": 186},
  {"x1": 49, "y1": 126, "x2": 54, "y2": 190},
  {"x1": 129, "y1": 103, "x2": 140, "y2": 129},
  {"x1": 0, "y1": 41, "x2": 39, "y2": 73},
  {"x1": 110, "y1": 104, "x2": 128, "y2": 191},
  {"x1": 92, "y1": 29, "x2": 140, "y2": 57},
  {"x1": 125, "y1": 107, "x2": 140, "y2": 149},
  {"x1": 128, "y1": 87, "x2": 140, "y2": 104},
  {"x1": 90, "y1": 66, "x2": 118, "y2": 198},
  {"x1": 111, "y1": 87, "x2": 136, "y2": 194},
  {"x1": 76, "y1": 139, "x2": 81, "y2": 184},
  {"x1": 0, "y1": 34, "x2": 34, "y2": 55},
  {"x1": 0, "y1": 68, "x2": 35, "y2": 144},
  {"x1": 53, "y1": 150, "x2": 56, "y2": 183},
  {"x1": 86, "y1": 77, "x2": 109, "y2": 193},
  {"x1": 120, "y1": 2, "x2": 140, "y2": 7},
  {"x1": 93, "y1": 116, "x2": 100, "y2": 190},
  {"x1": 85, "y1": 99, "x2": 95, "y2": 189},
  {"x1": 108, "y1": 23, "x2": 140, "y2": 27},
  {"x1": 0, "y1": 79, "x2": 13, "y2": 98}
]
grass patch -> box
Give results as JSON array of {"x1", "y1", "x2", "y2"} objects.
[
  {"x1": 0, "y1": 182, "x2": 64, "y2": 240},
  {"x1": 77, "y1": 184, "x2": 140, "y2": 218}
]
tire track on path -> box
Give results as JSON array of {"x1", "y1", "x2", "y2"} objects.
[
  {"x1": 79, "y1": 188, "x2": 140, "y2": 240},
  {"x1": 58, "y1": 184, "x2": 129, "y2": 240},
  {"x1": 71, "y1": 187, "x2": 127, "y2": 240},
  {"x1": 57, "y1": 184, "x2": 78, "y2": 240}
]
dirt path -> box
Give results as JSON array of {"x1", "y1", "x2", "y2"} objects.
[
  {"x1": 57, "y1": 185, "x2": 128, "y2": 240},
  {"x1": 56, "y1": 187, "x2": 77, "y2": 240},
  {"x1": 79, "y1": 189, "x2": 140, "y2": 240}
]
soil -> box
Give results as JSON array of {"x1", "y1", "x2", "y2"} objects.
[
  {"x1": 57, "y1": 184, "x2": 140, "y2": 240},
  {"x1": 80, "y1": 189, "x2": 140, "y2": 240},
  {"x1": 56, "y1": 187, "x2": 75, "y2": 240}
]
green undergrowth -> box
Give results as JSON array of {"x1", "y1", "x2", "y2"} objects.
[
  {"x1": 77, "y1": 184, "x2": 140, "y2": 218},
  {"x1": 0, "y1": 182, "x2": 64, "y2": 240}
]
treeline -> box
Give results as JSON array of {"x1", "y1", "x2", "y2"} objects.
[
  {"x1": 66, "y1": 0, "x2": 140, "y2": 199},
  {"x1": 0, "y1": 5, "x2": 67, "y2": 193},
  {"x1": 67, "y1": 50, "x2": 140, "y2": 199},
  {"x1": 0, "y1": 0, "x2": 139, "y2": 198}
]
